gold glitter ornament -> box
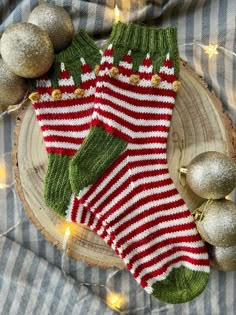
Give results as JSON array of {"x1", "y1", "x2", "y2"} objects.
[
  {"x1": 74, "y1": 88, "x2": 85, "y2": 98},
  {"x1": 129, "y1": 74, "x2": 140, "y2": 85},
  {"x1": 51, "y1": 89, "x2": 62, "y2": 100},
  {"x1": 151, "y1": 74, "x2": 161, "y2": 86},
  {"x1": 195, "y1": 199, "x2": 236, "y2": 247},
  {"x1": 109, "y1": 66, "x2": 119, "y2": 78},
  {"x1": 206, "y1": 243, "x2": 236, "y2": 272},
  {"x1": 29, "y1": 92, "x2": 40, "y2": 103},
  {"x1": 0, "y1": 59, "x2": 28, "y2": 106},
  {"x1": 173, "y1": 80, "x2": 181, "y2": 92},
  {"x1": 184, "y1": 151, "x2": 236, "y2": 199},
  {"x1": 0, "y1": 22, "x2": 54, "y2": 78},
  {"x1": 28, "y1": 4, "x2": 74, "y2": 52}
]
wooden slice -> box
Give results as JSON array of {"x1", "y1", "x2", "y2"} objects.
[{"x1": 13, "y1": 62, "x2": 236, "y2": 269}]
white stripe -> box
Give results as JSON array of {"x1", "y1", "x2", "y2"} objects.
[
  {"x1": 36, "y1": 80, "x2": 51, "y2": 88},
  {"x1": 45, "y1": 141, "x2": 80, "y2": 150},
  {"x1": 101, "y1": 55, "x2": 114, "y2": 64},
  {"x1": 133, "y1": 251, "x2": 208, "y2": 282},
  {"x1": 81, "y1": 72, "x2": 96, "y2": 82},
  {"x1": 96, "y1": 91, "x2": 174, "y2": 114},
  {"x1": 115, "y1": 215, "x2": 194, "y2": 244},
  {"x1": 58, "y1": 77, "x2": 75, "y2": 87},
  {"x1": 138, "y1": 65, "x2": 153, "y2": 73},
  {"x1": 94, "y1": 101, "x2": 172, "y2": 127},
  {"x1": 110, "y1": 193, "x2": 185, "y2": 231},
  {"x1": 82, "y1": 162, "x2": 169, "y2": 207},
  {"x1": 96, "y1": 80, "x2": 175, "y2": 102},
  {"x1": 94, "y1": 182, "x2": 178, "y2": 219},
  {"x1": 129, "y1": 242, "x2": 208, "y2": 278},
  {"x1": 159, "y1": 65, "x2": 175, "y2": 75},
  {"x1": 95, "y1": 112, "x2": 169, "y2": 139},
  {"x1": 119, "y1": 61, "x2": 132, "y2": 69},
  {"x1": 65, "y1": 195, "x2": 75, "y2": 221},
  {"x1": 76, "y1": 203, "x2": 86, "y2": 222},
  {"x1": 38, "y1": 116, "x2": 91, "y2": 126},
  {"x1": 35, "y1": 102, "x2": 94, "y2": 115},
  {"x1": 128, "y1": 142, "x2": 166, "y2": 150},
  {"x1": 37, "y1": 87, "x2": 95, "y2": 102},
  {"x1": 43, "y1": 129, "x2": 89, "y2": 140}
]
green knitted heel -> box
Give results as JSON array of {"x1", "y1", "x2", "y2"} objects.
[
  {"x1": 44, "y1": 154, "x2": 72, "y2": 216},
  {"x1": 152, "y1": 267, "x2": 210, "y2": 304},
  {"x1": 69, "y1": 126, "x2": 127, "y2": 194}
]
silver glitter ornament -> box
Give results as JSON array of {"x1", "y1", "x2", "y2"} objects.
[
  {"x1": 28, "y1": 4, "x2": 74, "y2": 52},
  {"x1": 195, "y1": 199, "x2": 236, "y2": 246},
  {"x1": 0, "y1": 22, "x2": 54, "y2": 78},
  {"x1": 185, "y1": 151, "x2": 236, "y2": 199},
  {"x1": 206, "y1": 243, "x2": 236, "y2": 272},
  {"x1": 0, "y1": 59, "x2": 28, "y2": 106}
]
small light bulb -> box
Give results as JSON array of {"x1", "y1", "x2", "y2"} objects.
[
  {"x1": 203, "y1": 44, "x2": 219, "y2": 58},
  {"x1": 0, "y1": 161, "x2": 7, "y2": 189},
  {"x1": 107, "y1": 292, "x2": 125, "y2": 310},
  {"x1": 65, "y1": 226, "x2": 71, "y2": 237}
]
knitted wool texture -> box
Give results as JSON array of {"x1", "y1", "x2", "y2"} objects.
[
  {"x1": 69, "y1": 23, "x2": 210, "y2": 304},
  {"x1": 30, "y1": 31, "x2": 116, "y2": 248}
]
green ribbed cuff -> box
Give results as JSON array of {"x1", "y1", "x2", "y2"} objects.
[
  {"x1": 55, "y1": 30, "x2": 100, "y2": 63},
  {"x1": 109, "y1": 22, "x2": 178, "y2": 55}
]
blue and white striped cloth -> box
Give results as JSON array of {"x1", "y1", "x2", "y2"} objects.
[{"x1": 0, "y1": 1, "x2": 235, "y2": 314}]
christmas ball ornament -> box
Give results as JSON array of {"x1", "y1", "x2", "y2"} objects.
[
  {"x1": 195, "y1": 199, "x2": 236, "y2": 246},
  {"x1": 206, "y1": 243, "x2": 236, "y2": 272},
  {"x1": 0, "y1": 22, "x2": 54, "y2": 78},
  {"x1": 0, "y1": 59, "x2": 28, "y2": 106},
  {"x1": 185, "y1": 151, "x2": 236, "y2": 199},
  {"x1": 28, "y1": 4, "x2": 74, "y2": 52}
]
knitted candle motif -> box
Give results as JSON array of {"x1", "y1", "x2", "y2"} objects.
[
  {"x1": 69, "y1": 23, "x2": 210, "y2": 304},
  {"x1": 29, "y1": 32, "x2": 115, "y2": 248}
]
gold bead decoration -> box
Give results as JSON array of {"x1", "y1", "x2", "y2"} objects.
[
  {"x1": 151, "y1": 74, "x2": 161, "y2": 87},
  {"x1": 173, "y1": 80, "x2": 181, "y2": 92},
  {"x1": 129, "y1": 74, "x2": 140, "y2": 85},
  {"x1": 109, "y1": 66, "x2": 119, "y2": 78},
  {"x1": 29, "y1": 92, "x2": 40, "y2": 103},
  {"x1": 51, "y1": 89, "x2": 62, "y2": 100},
  {"x1": 74, "y1": 88, "x2": 85, "y2": 98},
  {"x1": 94, "y1": 64, "x2": 100, "y2": 76}
]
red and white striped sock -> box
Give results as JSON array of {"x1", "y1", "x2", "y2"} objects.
[
  {"x1": 29, "y1": 32, "x2": 115, "y2": 248},
  {"x1": 69, "y1": 23, "x2": 210, "y2": 304}
]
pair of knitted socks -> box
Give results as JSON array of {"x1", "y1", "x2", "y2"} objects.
[{"x1": 29, "y1": 22, "x2": 210, "y2": 304}]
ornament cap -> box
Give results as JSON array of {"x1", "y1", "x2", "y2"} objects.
[{"x1": 179, "y1": 167, "x2": 188, "y2": 174}]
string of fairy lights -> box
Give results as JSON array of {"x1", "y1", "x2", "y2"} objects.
[{"x1": 0, "y1": 4, "x2": 235, "y2": 313}]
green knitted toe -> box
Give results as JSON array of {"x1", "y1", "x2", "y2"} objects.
[
  {"x1": 152, "y1": 267, "x2": 209, "y2": 304},
  {"x1": 69, "y1": 126, "x2": 128, "y2": 195},
  {"x1": 44, "y1": 154, "x2": 72, "y2": 216}
]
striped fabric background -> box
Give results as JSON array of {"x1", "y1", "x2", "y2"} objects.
[{"x1": 0, "y1": 0, "x2": 235, "y2": 314}]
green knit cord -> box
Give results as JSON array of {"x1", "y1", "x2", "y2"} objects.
[
  {"x1": 152, "y1": 267, "x2": 210, "y2": 304},
  {"x1": 44, "y1": 154, "x2": 72, "y2": 217},
  {"x1": 107, "y1": 22, "x2": 180, "y2": 75},
  {"x1": 69, "y1": 126, "x2": 128, "y2": 195}
]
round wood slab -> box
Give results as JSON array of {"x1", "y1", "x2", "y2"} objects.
[{"x1": 13, "y1": 62, "x2": 236, "y2": 269}]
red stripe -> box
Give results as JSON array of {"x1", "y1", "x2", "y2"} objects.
[
  {"x1": 92, "y1": 108, "x2": 171, "y2": 135},
  {"x1": 58, "y1": 85, "x2": 77, "y2": 93},
  {"x1": 131, "y1": 245, "x2": 208, "y2": 278},
  {"x1": 116, "y1": 221, "x2": 195, "y2": 250},
  {"x1": 113, "y1": 208, "x2": 190, "y2": 237},
  {"x1": 139, "y1": 256, "x2": 209, "y2": 287},
  {"x1": 104, "y1": 48, "x2": 114, "y2": 56},
  {"x1": 71, "y1": 197, "x2": 80, "y2": 222},
  {"x1": 143, "y1": 58, "x2": 152, "y2": 67},
  {"x1": 41, "y1": 123, "x2": 90, "y2": 132},
  {"x1": 117, "y1": 65, "x2": 133, "y2": 77},
  {"x1": 81, "y1": 64, "x2": 92, "y2": 73},
  {"x1": 37, "y1": 108, "x2": 93, "y2": 121},
  {"x1": 159, "y1": 72, "x2": 176, "y2": 82},
  {"x1": 46, "y1": 147, "x2": 76, "y2": 156},
  {"x1": 96, "y1": 75, "x2": 177, "y2": 98},
  {"x1": 95, "y1": 95, "x2": 173, "y2": 120},
  {"x1": 33, "y1": 94, "x2": 95, "y2": 109},
  {"x1": 80, "y1": 205, "x2": 87, "y2": 224},
  {"x1": 44, "y1": 135, "x2": 85, "y2": 145},
  {"x1": 99, "y1": 61, "x2": 113, "y2": 71},
  {"x1": 123, "y1": 55, "x2": 132, "y2": 63},
  {"x1": 121, "y1": 233, "x2": 202, "y2": 261},
  {"x1": 60, "y1": 70, "x2": 70, "y2": 79},
  {"x1": 127, "y1": 147, "x2": 166, "y2": 156},
  {"x1": 80, "y1": 78, "x2": 96, "y2": 90},
  {"x1": 88, "y1": 166, "x2": 171, "y2": 212},
  {"x1": 35, "y1": 86, "x2": 53, "y2": 95}
]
